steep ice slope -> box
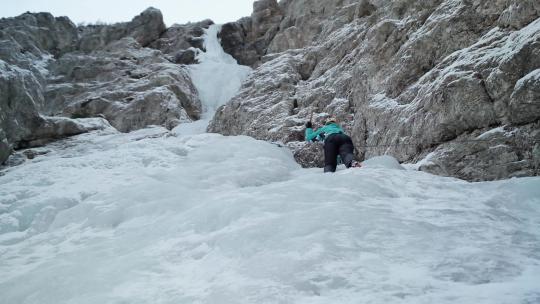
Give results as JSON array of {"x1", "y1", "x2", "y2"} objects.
[
  {"x1": 174, "y1": 24, "x2": 252, "y2": 135},
  {"x1": 0, "y1": 128, "x2": 539, "y2": 304},
  {"x1": 190, "y1": 24, "x2": 252, "y2": 118}
]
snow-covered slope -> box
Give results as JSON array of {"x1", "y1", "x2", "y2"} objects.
[{"x1": 1, "y1": 127, "x2": 539, "y2": 304}]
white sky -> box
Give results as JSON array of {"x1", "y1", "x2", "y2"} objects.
[{"x1": 1, "y1": 0, "x2": 257, "y2": 26}]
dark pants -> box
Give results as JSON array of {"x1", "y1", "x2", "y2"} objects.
[{"x1": 324, "y1": 133, "x2": 355, "y2": 173}]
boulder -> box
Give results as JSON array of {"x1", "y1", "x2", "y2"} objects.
[
  {"x1": 173, "y1": 49, "x2": 199, "y2": 65},
  {"x1": 292, "y1": 141, "x2": 324, "y2": 168},
  {"x1": 149, "y1": 19, "x2": 213, "y2": 57},
  {"x1": 0, "y1": 60, "x2": 44, "y2": 152},
  {"x1": 418, "y1": 123, "x2": 540, "y2": 181},
  {"x1": 218, "y1": 0, "x2": 284, "y2": 67},
  {"x1": 219, "y1": 19, "x2": 261, "y2": 66},
  {"x1": 509, "y1": 69, "x2": 540, "y2": 124},
  {"x1": 128, "y1": 7, "x2": 167, "y2": 46},
  {"x1": 18, "y1": 117, "x2": 112, "y2": 149}
]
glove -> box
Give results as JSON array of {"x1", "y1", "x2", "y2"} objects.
[{"x1": 306, "y1": 121, "x2": 313, "y2": 128}]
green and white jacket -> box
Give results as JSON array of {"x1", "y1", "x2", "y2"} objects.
[{"x1": 305, "y1": 123, "x2": 344, "y2": 142}]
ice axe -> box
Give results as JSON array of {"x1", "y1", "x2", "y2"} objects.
[{"x1": 306, "y1": 108, "x2": 314, "y2": 128}]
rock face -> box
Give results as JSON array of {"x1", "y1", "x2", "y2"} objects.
[
  {"x1": 149, "y1": 19, "x2": 213, "y2": 64},
  {"x1": 219, "y1": 0, "x2": 284, "y2": 66},
  {"x1": 0, "y1": 12, "x2": 78, "y2": 59},
  {"x1": 77, "y1": 7, "x2": 166, "y2": 52},
  {"x1": 210, "y1": 0, "x2": 540, "y2": 181},
  {"x1": 0, "y1": 8, "x2": 204, "y2": 164},
  {"x1": 17, "y1": 117, "x2": 112, "y2": 149},
  {"x1": 47, "y1": 38, "x2": 201, "y2": 132}
]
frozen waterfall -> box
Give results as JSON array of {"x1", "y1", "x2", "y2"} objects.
[{"x1": 174, "y1": 24, "x2": 251, "y2": 135}]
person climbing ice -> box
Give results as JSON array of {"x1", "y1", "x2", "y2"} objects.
[{"x1": 305, "y1": 116, "x2": 361, "y2": 173}]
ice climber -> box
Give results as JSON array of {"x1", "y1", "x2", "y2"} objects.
[{"x1": 305, "y1": 116, "x2": 361, "y2": 173}]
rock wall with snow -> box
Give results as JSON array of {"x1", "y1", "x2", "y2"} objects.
[
  {"x1": 210, "y1": 0, "x2": 540, "y2": 181},
  {"x1": 0, "y1": 8, "x2": 208, "y2": 165}
]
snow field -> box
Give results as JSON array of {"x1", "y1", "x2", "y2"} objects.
[{"x1": 0, "y1": 128, "x2": 539, "y2": 304}]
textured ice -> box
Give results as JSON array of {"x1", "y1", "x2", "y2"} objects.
[
  {"x1": 514, "y1": 68, "x2": 540, "y2": 91},
  {"x1": 477, "y1": 126, "x2": 505, "y2": 139},
  {"x1": 0, "y1": 128, "x2": 539, "y2": 304},
  {"x1": 183, "y1": 24, "x2": 251, "y2": 136},
  {"x1": 189, "y1": 24, "x2": 252, "y2": 118},
  {"x1": 362, "y1": 155, "x2": 405, "y2": 170}
]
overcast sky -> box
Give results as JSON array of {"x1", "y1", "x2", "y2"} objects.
[{"x1": 1, "y1": 0, "x2": 257, "y2": 26}]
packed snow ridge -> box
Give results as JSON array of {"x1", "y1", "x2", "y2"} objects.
[{"x1": 0, "y1": 23, "x2": 539, "y2": 304}]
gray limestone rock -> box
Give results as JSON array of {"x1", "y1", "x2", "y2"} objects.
[
  {"x1": 210, "y1": 0, "x2": 540, "y2": 181},
  {"x1": 509, "y1": 69, "x2": 540, "y2": 124},
  {"x1": 219, "y1": 20, "x2": 260, "y2": 66},
  {"x1": 0, "y1": 12, "x2": 78, "y2": 58},
  {"x1": 219, "y1": 0, "x2": 284, "y2": 66},
  {"x1": 0, "y1": 130, "x2": 11, "y2": 164},
  {"x1": 209, "y1": 52, "x2": 303, "y2": 140},
  {"x1": 127, "y1": 7, "x2": 167, "y2": 47},
  {"x1": 292, "y1": 141, "x2": 325, "y2": 168},
  {"x1": 0, "y1": 60, "x2": 44, "y2": 151},
  {"x1": 149, "y1": 19, "x2": 213, "y2": 58},
  {"x1": 78, "y1": 7, "x2": 166, "y2": 52},
  {"x1": 50, "y1": 37, "x2": 202, "y2": 132},
  {"x1": 419, "y1": 123, "x2": 540, "y2": 181},
  {"x1": 0, "y1": 8, "x2": 203, "y2": 164},
  {"x1": 173, "y1": 49, "x2": 199, "y2": 65},
  {"x1": 498, "y1": 0, "x2": 540, "y2": 29},
  {"x1": 17, "y1": 117, "x2": 112, "y2": 149},
  {"x1": 1, "y1": 2, "x2": 539, "y2": 181}
]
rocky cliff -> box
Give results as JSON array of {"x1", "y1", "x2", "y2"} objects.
[
  {"x1": 210, "y1": 0, "x2": 540, "y2": 181},
  {"x1": 1, "y1": 1, "x2": 539, "y2": 181},
  {"x1": 0, "y1": 8, "x2": 209, "y2": 165}
]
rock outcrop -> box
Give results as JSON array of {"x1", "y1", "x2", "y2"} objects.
[
  {"x1": 149, "y1": 19, "x2": 213, "y2": 64},
  {"x1": 77, "y1": 7, "x2": 166, "y2": 52},
  {"x1": 210, "y1": 0, "x2": 540, "y2": 181},
  {"x1": 1, "y1": 1, "x2": 538, "y2": 181},
  {"x1": 219, "y1": 0, "x2": 284, "y2": 66},
  {"x1": 47, "y1": 38, "x2": 201, "y2": 132},
  {"x1": 0, "y1": 8, "x2": 204, "y2": 165},
  {"x1": 0, "y1": 12, "x2": 78, "y2": 59}
]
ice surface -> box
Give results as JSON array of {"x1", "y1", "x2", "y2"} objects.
[
  {"x1": 171, "y1": 118, "x2": 209, "y2": 136},
  {"x1": 185, "y1": 24, "x2": 251, "y2": 134},
  {"x1": 514, "y1": 68, "x2": 540, "y2": 91},
  {"x1": 362, "y1": 155, "x2": 405, "y2": 170},
  {"x1": 189, "y1": 24, "x2": 252, "y2": 119},
  {"x1": 477, "y1": 126, "x2": 507, "y2": 140},
  {"x1": 0, "y1": 128, "x2": 539, "y2": 304}
]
